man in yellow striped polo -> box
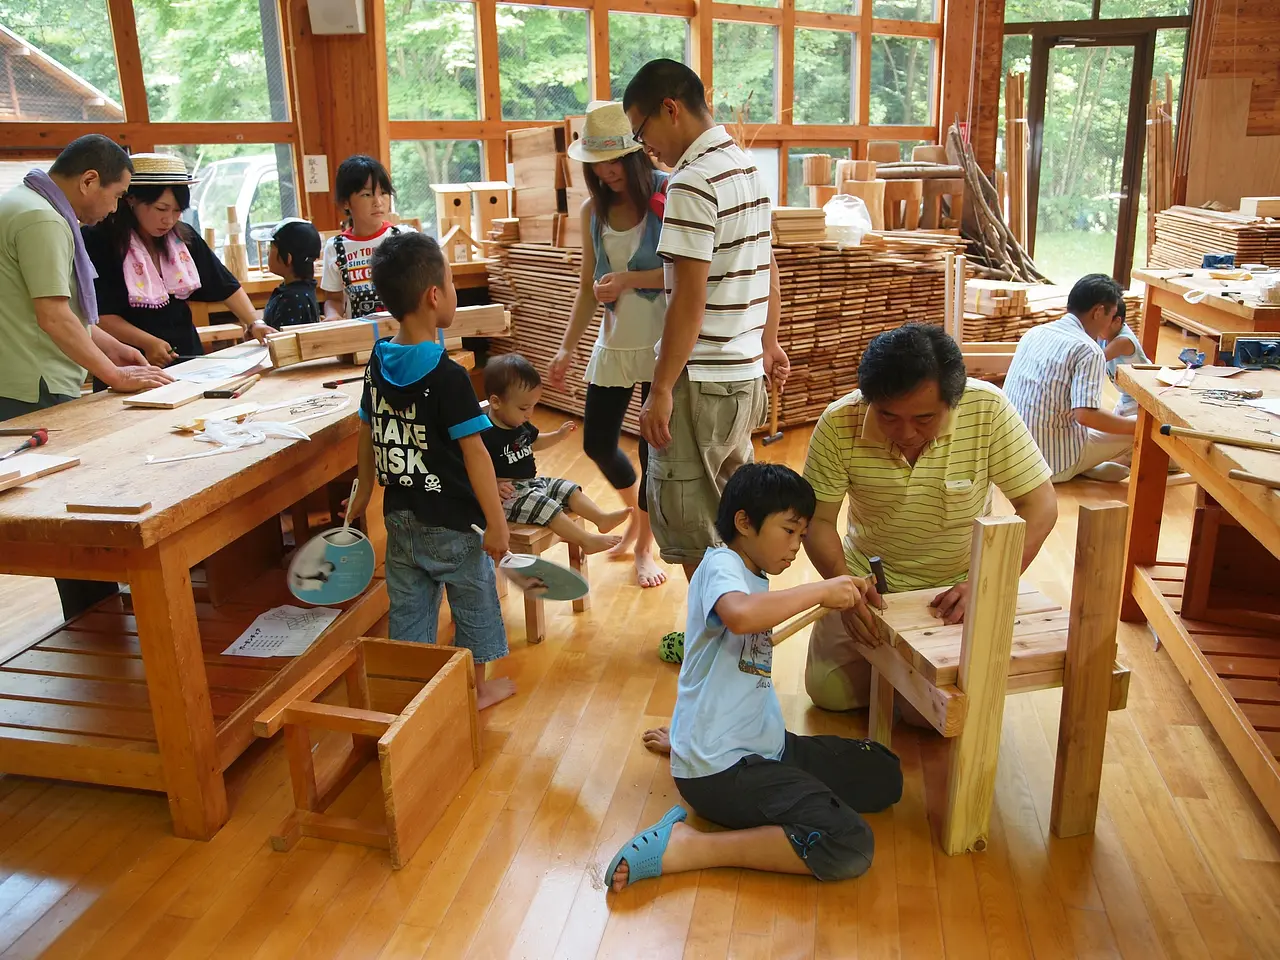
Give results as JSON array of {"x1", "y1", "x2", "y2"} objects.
[{"x1": 802, "y1": 324, "x2": 1058, "y2": 713}]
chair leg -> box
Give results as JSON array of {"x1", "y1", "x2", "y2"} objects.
[
  {"x1": 524, "y1": 591, "x2": 546, "y2": 644},
  {"x1": 869, "y1": 667, "x2": 894, "y2": 747},
  {"x1": 942, "y1": 515, "x2": 1025, "y2": 856},
  {"x1": 567, "y1": 520, "x2": 590, "y2": 614},
  {"x1": 1051, "y1": 501, "x2": 1128, "y2": 838}
]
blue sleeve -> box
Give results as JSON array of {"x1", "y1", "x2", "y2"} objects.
[
  {"x1": 697, "y1": 552, "x2": 753, "y2": 633},
  {"x1": 448, "y1": 414, "x2": 491, "y2": 440}
]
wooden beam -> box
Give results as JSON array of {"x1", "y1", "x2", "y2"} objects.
[
  {"x1": 609, "y1": 0, "x2": 697, "y2": 13},
  {"x1": 1051, "y1": 501, "x2": 1128, "y2": 839},
  {"x1": 794, "y1": 10, "x2": 860, "y2": 31},
  {"x1": 942, "y1": 515, "x2": 1025, "y2": 855},
  {"x1": 871, "y1": 17, "x2": 944, "y2": 38},
  {"x1": 370, "y1": 0, "x2": 391, "y2": 166},
  {"x1": 476, "y1": 0, "x2": 505, "y2": 181},
  {"x1": 779, "y1": 0, "x2": 795, "y2": 200},
  {"x1": 105, "y1": 0, "x2": 150, "y2": 127},
  {"x1": 969, "y1": 0, "x2": 1005, "y2": 172},
  {"x1": 0, "y1": 121, "x2": 297, "y2": 150},
  {"x1": 282, "y1": 702, "x2": 398, "y2": 739},
  {"x1": 591, "y1": 4, "x2": 611, "y2": 101},
  {"x1": 692, "y1": 0, "x2": 714, "y2": 91},
  {"x1": 1120, "y1": 407, "x2": 1171, "y2": 622},
  {"x1": 937, "y1": 0, "x2": 976, "y2": 141},
  {"x1": 859, "y1": 0, "x2": 872, "y2": 125},
  {"x1": 711, "y1": 2, "x2": 783, "y2": 23}
]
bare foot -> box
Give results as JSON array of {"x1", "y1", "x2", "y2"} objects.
[
  {"x1": 607, "y1": 520, "x2": 639, "y2": 558},
  {"x1": 595, "y1": 507, "x2": 632, "y2": 535},
  {"x1": 634, "y1": 552, "x2": 667, "y2": 589},
  {"x1": 476, "y1": 675, "x2": 516, "y2": 710},
  {"x1": 582, "y1": 531, "x2": 624, "y2": 555},
  {"x1": 642, "y1": 725, "x2": 671, "y2": 755}
]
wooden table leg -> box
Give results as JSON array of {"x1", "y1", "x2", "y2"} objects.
[
  {"x1": 1051, "y1": 501, "x2": 1128, "y2": 838},
  {"x1": 1121, "y1": 408, "x2": 1170, "y2": 622},
  {"x1": 869, "y1": 667, "x2": 894, "y2": 747},
  {"x1": 524, "y1": 593, "x2": 546, "y2": 644},
  {"x1": 1139, "y1": 283, "x2": 1162, "y2": 361},
  {"x1": 128, "y1": 541, "x2": 228, "y2": 839},
  {"x1": 942, "y1": 515, "x2": 1025, "y2": 856}
]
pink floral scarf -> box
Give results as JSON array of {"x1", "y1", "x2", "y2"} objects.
[{"x1": 125, "y1": 230, "x2": 202, "y2": 309}]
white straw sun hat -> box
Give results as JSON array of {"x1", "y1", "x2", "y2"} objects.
[{"x1": 567, "y1": 100, "x2": 644, "y2": 164}]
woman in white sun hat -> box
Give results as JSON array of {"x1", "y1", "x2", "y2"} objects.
[
  {"x1": 82, "y1": 152, "x2": 272, "y2": 369},
  {"x1": 548, "y1": 100, "x2": 669, "y2": 590}
]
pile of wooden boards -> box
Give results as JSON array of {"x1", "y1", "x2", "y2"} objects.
[
  {"x1": 966, "y1": 278, "x2": 1030, "y2": 317},
  {"x1": 266, "y1": 305, "x2": 511, "y2": 368},
  {"x1": 771, "y1": 207, "x2": 828, "y2": 244},
  {"x1": 962, "y1": 285, "x2": 1144, "y2": 342},
  {"x1": 1145, "y1": 76, "x2": 1176, "y2": 261},
  {"x1": 1151, "y1": 205, "x2": 1280, "y2": 268},
  {"x1": 509, "y1": 127, "x2": 568, "y2": 246},
  {"x1": 1003, "y1": 72, "x2": 1029, "y2": 248}
]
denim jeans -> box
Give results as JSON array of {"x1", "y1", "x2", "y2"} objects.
[{"x1": 384, "y1": 510, "x2": 508, "y2": 664}]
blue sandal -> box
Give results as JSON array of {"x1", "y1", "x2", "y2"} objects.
[{"x1": 605, "y1": 804, "x2": 688, "y2": 889}]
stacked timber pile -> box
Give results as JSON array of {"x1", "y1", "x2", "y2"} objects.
[
  {"x1": 1150, "y1": 205, "x2": 1280, "y2": 269},
  {"x1": 963, "y1": 285, "x2": 1144, "y2": 342},
  {"x1": 509, "y1": 127, "x2": 568, "y2": 246},
  {"x1": 771, "y1": 207, "x2": 827, "y2": 244}
]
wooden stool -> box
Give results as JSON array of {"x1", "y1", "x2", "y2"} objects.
[
  {"x1": 858, "y1": 503, "x2": 1130, "y2": 853},
  {"x1": 867, "y1": 140, "x2": 901, "y2": 163},
  {"x1": 883, "y1": 179, "x2": 923, "y2": 230},
  {"x1": 922, "y1": 178, "x2": 966, "y2": 229},
  {"x1": 840, "y1": 179, "x2": 885, "y2": 230},
  {"x1": 254, "y1": 637, "x2": 481, "y2": 868},
  {"x1": 912, "y1": 144, "x2": 949, "y2": 164},
  {"x1": 506, "y1": 517, "x2": 591, "y2": 644}
]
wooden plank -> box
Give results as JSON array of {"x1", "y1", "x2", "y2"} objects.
[
  {"x1": 252, "y1": 640, "x2": 359, "y2": 737},
  {"x1": 65, "y1": 498, "x2": 152, "y2": 515},
  {"x1": 1051, "y1": 501, "x2": 1129, "y2": 838},
  {"x1": 282, "y1": 702, "x2": 397, "y2": 738},
  {"x1": 0, "y1": 454, "x2": 80, "y2": 494},
  {"x1": 1121, "y1": 405, "x2": 1171, "y2": 622},
  {"x1": 0, "y1": 725, "x2": 163, "y2": 790},
  {"x1": 120, "y1": 380, "x2": 210, "y2": 410},
  {"x1": 943, "y1": 515, "x2": 1026, "y2": 855},
  {"x1": 362, "y1": 637, "x2": 454, "y2": 682}
]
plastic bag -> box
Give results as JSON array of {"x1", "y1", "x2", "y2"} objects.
[
  {"x1": 146, "y1": 419, "x2": 311, "y2": 464},
  {"x1": 823, "y1": 194, "x2": 874, "y2": 247}
]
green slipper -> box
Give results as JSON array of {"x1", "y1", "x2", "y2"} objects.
[{"x1": 658, "y1": 631, "x2": 684, "y2": 664}]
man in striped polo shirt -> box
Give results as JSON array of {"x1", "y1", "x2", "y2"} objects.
[
  {"x1": 623, "y1": 59, "x2": 789, "y2": 577},
  {"x1": 1003, "y1": 274, "x2": 1136, "y2": 483},
  {"x1": 802, "y1": 325, "x2": 1056, "y2": 713}
]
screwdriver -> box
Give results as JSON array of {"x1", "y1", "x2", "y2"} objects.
[{"x1": 1, "y1": 428, "x2": 48, "y2": 461}]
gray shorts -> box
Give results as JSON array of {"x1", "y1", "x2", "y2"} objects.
[{"x1": 646, "y1": 371, "x2": 769, "y2": 566}]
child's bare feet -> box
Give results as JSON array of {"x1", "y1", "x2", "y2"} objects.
[
  {"x1": 642, "y1": 725, "x2": 671, "y2": 754},
  {"x1": 595, "y1": 507, "x2": 632, "y2": 534},
  {"x1": 635, "y1": 552, "x2": 667, "y2": 589},
  {"x1": 476, "y1": 675, "x2": 516, "y2": 710},
  {"x1": 582, "y1": 531, "x2": 624, "y2": 555},
  {"x1": 607, "y1": 519, "x2": 639, "y2": 558}
]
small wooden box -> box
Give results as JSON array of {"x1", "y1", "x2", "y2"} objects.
[
  {"x1": 466, "y1": 180, "x2": 511, "y2": 241},
  {"x1": 254, "y1": 637, "x2": 480, "y2": 869},
  {"x1": 430, "y1": 183, "x2": 473, "y2": 238}
]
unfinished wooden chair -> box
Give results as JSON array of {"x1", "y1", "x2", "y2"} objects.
[
  {"x1": 858, "y1": 503, "x2": 1129, "y2": 854},
  {"x1": 883, "y1": 179, "x2": 923, "y2": 230},
  {"x1": 922, "y1": 178, "x2": 966, "y2": 229},
  {"x1": 867, "y1": 140, "x2": 902, "y2": 164},
  {"x1": 504, "y1": 519, "x2": 590, "y2": 644},
  {"x1": 254, "y1": 637, "x2": 480, "y2": 868}
]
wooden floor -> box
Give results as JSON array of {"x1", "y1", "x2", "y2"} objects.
[{"x1": 2, "y1": 334, "x2": 1279, "y2": 959}]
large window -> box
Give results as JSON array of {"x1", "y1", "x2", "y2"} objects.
[
  {"x1": 391, "y1": 139, "x2": 484, "y2": 237},
  {"x1": 609, "y1": 14, "x2": 688, "y2": 100},
  {"x1": 797, "y1": 0, "x2": 857, "y2": 12},
  {"x1": 497, "y1": 5, "x2": 589, "y2": 121},
  {"x1": 870, "y1": 36, "x2": 934, "y2": 125},
  {"x1": 1005, "y1": 0, "x2": 1090, "y2": 20},
  {"x1": 795, "y1": 29, "x2": 855, "y2": 125},
  {"x1": 386, "y1": 0, "x2": 479, "y2": 121},
  {"x1": 0, "y1": 0, "x2": 122, "y2": 121},
  {"x1": 133, "y1": 0, "x2": 289, "y2": 122},
  {"x1": 872, "y1": 0, "x2": 936, "y2": 20},
  {"x1": 713, "y1": 22, "x2": 778, "y2": 124}
]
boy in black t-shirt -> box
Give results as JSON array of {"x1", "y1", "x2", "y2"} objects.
[
  {"x1": 346, "y1": 233, "x2": 515, "y2": 710},
  {"x1": 263, "y1": 219, "x2": 321, "y2": 327},
  {"x1": 482, "y1": 354, "x2": 631, "y2": 554}
]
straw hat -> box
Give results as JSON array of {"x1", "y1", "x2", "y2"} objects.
[
  {"x1": 567, "y1": 101, "x2": 643, "y2": 164},
  {"x1": 127, "y1": 152, "x2": 201, "y2": 186}
]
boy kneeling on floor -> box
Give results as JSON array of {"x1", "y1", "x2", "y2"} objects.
[{"x1": 607, "y1": 463, "x2": 902, "y2": 891}]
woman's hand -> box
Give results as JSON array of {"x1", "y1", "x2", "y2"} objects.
[
  {"x1": 143, "y1": 337, "x2": 178, "y2": 368},
  {"x1": 244, "y1": 320, "x2": 275, "y2": 344},
  {"x1": 593, "y1": 272, "x2": 627, "y2": 303},
  {"x1": 548, "y1": 348, "x2": 572, "y2": 390}
]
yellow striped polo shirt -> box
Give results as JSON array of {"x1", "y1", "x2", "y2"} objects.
[{"x1": 803, "y1": 378, "x2": 1051, "y2": 591}]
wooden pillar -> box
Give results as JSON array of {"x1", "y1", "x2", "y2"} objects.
[
  {"x1": 692, "y1": 0, "x2": 714, "y2": 94},
  {"x1": 968, "y1": 0, "x2": 1006, "y2": 173},
  {"x1": 869, "y1": 667, "x2": 895, "y2": 747},
  {"x1": 1120, "y1": 409, "x2": 1171, "y2": 622},
  {"x1": 942, "y1": 514, "x2": 1025, "y2": 856},
  {"x1": 105, "y1": 0, "x2": 151, "y2": 131},
  {"x1": 1051, "y1": 501, "x2": 1128, "y2": 838},
  {"x1": 477, "y1": 0, "x2": 505, "y2": 181},
  {"x1": 937, "y1": 0, "x2": 976, "y2": 141},
  {"x1": 778, "y1": 0, "x2": 795, "y2": 203},
  {"x1": 591, "y1": 6, "x2": 611, "y2": 102}
]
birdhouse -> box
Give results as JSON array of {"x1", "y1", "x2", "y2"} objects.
[
  {"x1": 466, "y1": 181, "x2": 511, "y2": 243},
  {"x1": 430, "y1": 183, "x2": 472, "y2": 240}
]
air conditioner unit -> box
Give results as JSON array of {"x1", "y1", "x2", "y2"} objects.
[{"x1": 308, "y1": 0, "x2": 366, "y2": 35}]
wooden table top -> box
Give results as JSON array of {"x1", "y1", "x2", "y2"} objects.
[
  {"x1": 0, "y1": 360, "x2": 368, "y2": 550},
  {"x1": 1132, "y1": 268, "x2": 1280, "y2": 323},
  {"x1": 238, "y1": 259, "x2": 494, "y2": 296},
  {"x1": 1119, "y1": 365, "x2": 1280, "y2": 503}
]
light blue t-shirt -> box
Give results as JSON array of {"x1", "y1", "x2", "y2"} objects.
[
  {"x1": 668, "y1": 547, "x2": 787, "y2": 780},
  {"x1": 1102, "y1": 322, "x2": 1148, "y2": 418}
]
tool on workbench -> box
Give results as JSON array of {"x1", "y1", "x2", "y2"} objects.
[
  {"x1": 204, "y1": 373, "x2": 260, "y2": 400},
  {"x1": 1160, "y1": 424, "x2": 1280, "y2": 453},
  {"x1": 0, "y1": 428, "x2": 48, "y2": 461},
  {"x1": 321, "y1": 374, "x2": 367, "y2": 389},
  {"x1": 1228, "y1": 469, "x2": 1280, "y2": 490},
  {"x1": 0, "y1": 426, "x2": 51, "y2": 437},
  {"x1": 761, "y1": 380, "x2": 783, "y2": 446},
  {"x1": 868, "y1": 555, "x2": 888, "y2": 595},
  {"x1": 1178, "y1": 347, "x2": 1205, "y2": 369}
]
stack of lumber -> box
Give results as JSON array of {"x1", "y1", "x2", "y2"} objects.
[
  {"x1": 1145, "y1": 75, "x2": 1175, "y2": 261},
  {"x1": 1150, "y1": 205, "x2": 1280, "y2": 268},
  {"x1": 962, "y1": 285, "x2": 1143, "y2": 342},
  {"x1": 1003, "y1": 72, "x2": 1029, "y2": 249},
  {"x1": 509, "y1": 127, "x2": 568, "y2": 247},
  {"x1": 771, "y1": 207, "x2": 828, "y2": 244},
  {"x1": 966, "y1": 278, "x2": 1030, "y2": 316},
  {"x1": 488, "y1": 218, "x2": 520, "y2": 244}
]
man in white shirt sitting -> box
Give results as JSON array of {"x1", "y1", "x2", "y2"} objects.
[{"x1": 1003, "y1": 274, "x2": 1134, "y2": 483}]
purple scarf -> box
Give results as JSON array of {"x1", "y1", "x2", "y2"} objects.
[{"x1": 23, "y1": 169, "x2": 99, "y2": 324}]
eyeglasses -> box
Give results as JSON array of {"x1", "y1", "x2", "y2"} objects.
[{"x1": 632, "y1": 111, "x2": 656, "y2": 146}]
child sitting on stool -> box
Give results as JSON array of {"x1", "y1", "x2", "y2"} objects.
[
  {"x1": 482, "y1": 354, "x2": 631, "y2": 555},
  {"x1": 263, "y1": 218, "x2": 321, "y2": 327}
]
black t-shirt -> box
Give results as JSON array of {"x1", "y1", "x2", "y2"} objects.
[
  {"x1": 359, "y1": 338, "x2": 490, "y2": 532},
  {"x1": 263, "y1": 279, "x2": 320, "y2": 327},
  {"x1": 82, "y1": 224, "x2": 241, "y2": 357},
  {"x1": 482, "y1": 422, "x2": 538, "y2": 480}
]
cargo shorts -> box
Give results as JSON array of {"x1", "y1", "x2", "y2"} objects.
[{"x1": 646, "y1": 370, "x2": 770, "y2": 566}]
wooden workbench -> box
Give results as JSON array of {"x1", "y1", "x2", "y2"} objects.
[
  {"x1": 0, "y1": 361, "x2": 389, "y2": 840},
  {"x1": 1119, "y1": 365, "x2": 1280, "y2": 828},
  {"x1": 1133, "y1": 267, "x2": 1280, "y2": 363}
]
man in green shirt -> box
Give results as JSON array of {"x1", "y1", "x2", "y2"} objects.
[{"x1": 0, "y1": 134, "x2": 171, "y2": 421}]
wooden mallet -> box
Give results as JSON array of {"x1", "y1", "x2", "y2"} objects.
[{"x1": 762, "y1": 380, "x2": 783, "y2": 446}]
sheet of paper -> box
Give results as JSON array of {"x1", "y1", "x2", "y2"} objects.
[
  {"x1": 1156, "y1": 366, "x2": 1196, "y2": 387},
  {"x1": 1196, "y1": 365, "x2": 1246, "y2": 378},
  {"x1": 221, "y1": 604, "x2": 340, "y2": 658},
  {"x1": 1245, "y1": 398, "x2": 1280, "y2": 417},
  {"x1": 167, "y1": 344, "x2": 270, "y2": 385}
]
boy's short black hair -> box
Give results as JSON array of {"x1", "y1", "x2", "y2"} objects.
[
  {"x1": 858, "y1": 323, "x2": 967, "y2": 408},
  {"x1": 271, "y1": 219, "x2": 322, "y2": 281},
  {"x1": 623, "y1": 59, "x2": 709, "y2": 118},
  {"x1": 484, "y1": 353, "x2": 541, "y2": 399},
  {"x1": 1114, "y1": 298, "x2": 1126, "y2": 322},
  {"x1": 1066, "y1": 273, "x2": 1123, "y2": 317},
  {"x1": 369, "y1": 232, "x2": 445, "y2": 319},
  {"x1": 50, "y1": 134, "x2": 132, "y2": 186},
  {"x1": 335, "y1": 154, "x2": 395, "y2": 208},
  {"x1": 715, "y1": 463, "x2": 817, "y2": 544}
]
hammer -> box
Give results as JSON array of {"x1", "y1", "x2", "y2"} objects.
[
  {"x1": 0, "y1": 428, "x2": 48, "y2": 461},
  {"x1": 761, "y1": 380, "x2": 783, "y2": 446}
]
